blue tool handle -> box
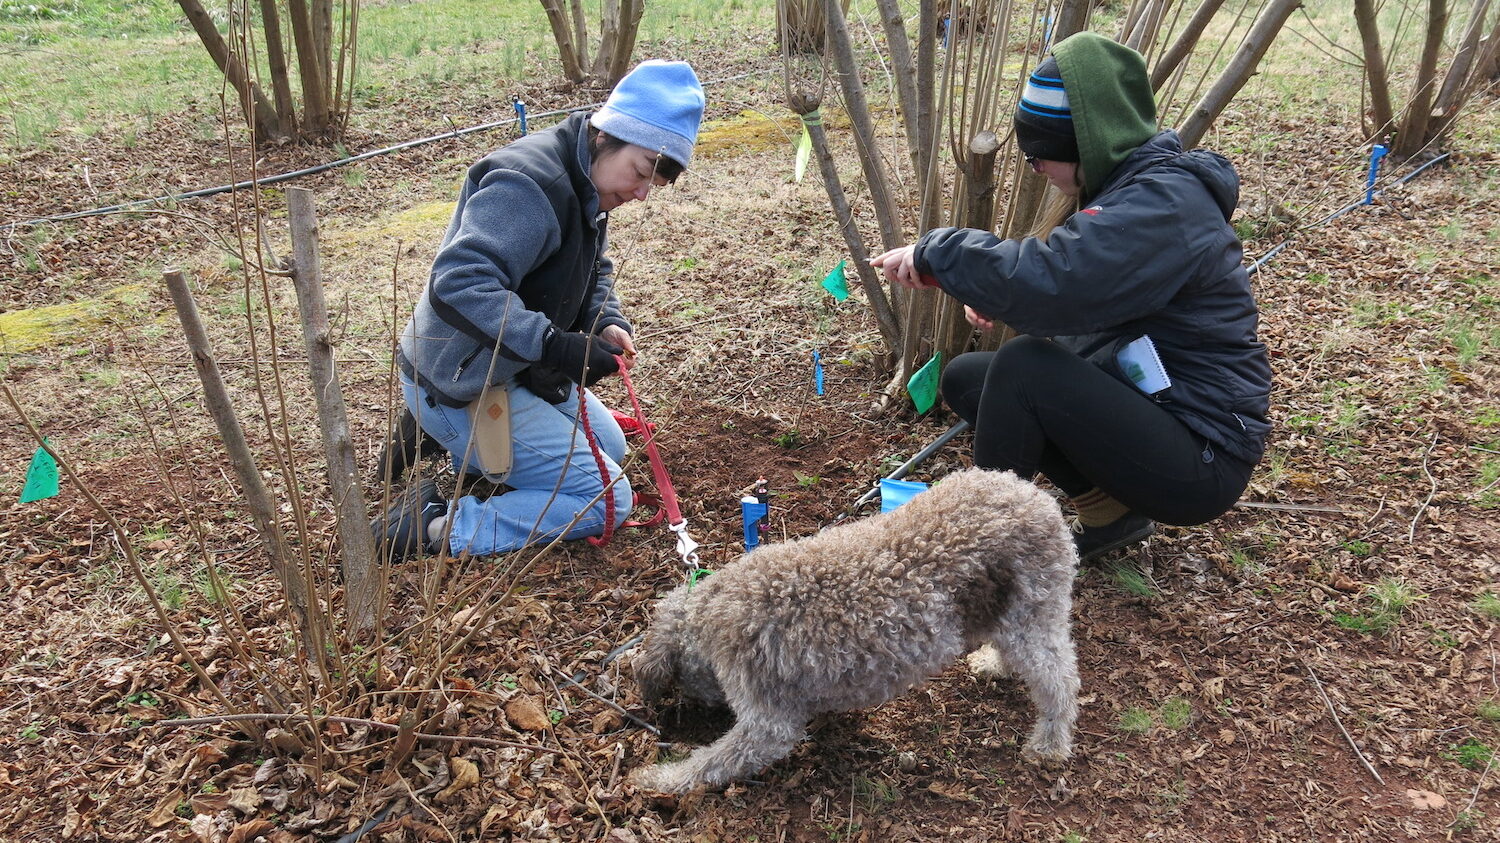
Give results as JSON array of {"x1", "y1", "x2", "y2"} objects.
[
  {"x1": 741, "y1": 497, "x2": 768, "y2": 550},
  {"x1": 1363, "y1": 144, "x2": 1387, "y2": 205}
]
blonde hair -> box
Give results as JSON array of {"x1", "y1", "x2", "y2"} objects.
[{"x1": 1028, "y1": 188, "x2": 1080, "y2": 239}]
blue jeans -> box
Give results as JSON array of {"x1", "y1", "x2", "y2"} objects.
[{"x1": 401, "y1": 374, "x2": 631, "y2": 555}]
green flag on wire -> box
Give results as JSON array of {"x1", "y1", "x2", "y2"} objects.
[
  {"x1": 906, "y1": 352, "x2": 942, "y2": 414},
  {"x1": 821, "y1": 259, "x2": 849, "y2": 301},
  {"x1": 20, "y1": 441, "x2": 59, "y2": 503}
]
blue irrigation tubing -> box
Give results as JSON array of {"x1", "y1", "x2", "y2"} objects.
[
  {"x1": 2, "y1": 69, "x2": 768, "y2": 233},
  {"x1": 1247, "y1": 151, "x2": 1450, "y2": 275}
]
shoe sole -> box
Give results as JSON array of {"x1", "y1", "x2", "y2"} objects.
[{"x1": 1079, "y1": 524, "x2": 1156, "y2": 563}]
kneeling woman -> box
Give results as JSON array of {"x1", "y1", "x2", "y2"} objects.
[
  {"x1": 376, "y1": 60, "x2": 705, "y2": 560},
  {"x1": 873, "y1": 33, "x2": 1270, "y2": 561}
]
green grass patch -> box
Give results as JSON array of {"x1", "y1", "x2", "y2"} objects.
[
  {"x1": 1331, "y1": 577, "x2": 1423, "y2": 634},
  {"x1": 1477, "y1": 699, "x2": 1500, "y2": 723},
  {"x1": 1159, "y1": 697, "x2": 1193, "y2": 730},
  {"x1": 1477, "y1": 457, "x2": 1500, "y2": 509},
  {"x1": 1117, "y1": 707, "x2": 1153, "y2": 735},
  {"x1": 1113, "y1": 696, "x2": 1196, "y2": 736},
  {"x1": 1, "y1": 0, "x2": 776, "y2": 151},
  {"x1": 1473, "y1": 592, "x2": 1500, "y2": 620},
  {"x1": 1444, "y1": 739, "x2": 1494, "y2": 771},
  {"x1": 1108, "y1": 562, "x2": 1156, "y2": 598}
]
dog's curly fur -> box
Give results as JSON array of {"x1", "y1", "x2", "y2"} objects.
[{"x1": 629, "y1": 468, "x2": 1080, "y2": 793}]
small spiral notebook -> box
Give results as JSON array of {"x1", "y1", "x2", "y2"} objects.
[{"x1": 1117, "y1": 335, "x2": 1172, "y2": 396}]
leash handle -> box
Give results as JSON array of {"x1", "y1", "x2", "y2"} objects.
[
  {"x1": 613, "y1": 357, "x2": 701, "y2": 570},
  {"x1": 579, "y1": 381, "x2": 617, "y2": 547},
  {"x1": 613, "y1": 357, "x2": 684, "y2": 526}
]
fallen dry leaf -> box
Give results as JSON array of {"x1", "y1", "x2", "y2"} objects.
[
  {"x1": 188, "y1": 812, "x2": 218, "y2": 843},
  {"x1": 60, "y1": 804, "x2": 81, "y2": 839},
  {"x1": 1406, "y1": 789, "x2": 1447, "y2": 810},
  {"x1": 437, "y1": 756, "x2": 480, "y2": 800},
  {"x1": 591, "y1": 709, "x2": 625, "y2": 733},
  {"x1": 226, "y1": 786, "x2": 261, "y2": 815},
  {"x1": 146, "y1": 790, "x2": 185, "y2": 828},
  {"x1": 1327, "y1": 572, "x2": 1361, "y2": 592},
  {"x1": 227, "y1": 819, "x2": 277, "y2": 843},
  {"x1": 505, "y1": 695, "x2": 551, "y2": 731},
  {"x1": 926, "y1": 781, "x2": 973, "y2": 801}
]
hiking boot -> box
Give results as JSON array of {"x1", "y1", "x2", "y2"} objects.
[
  {"x1": 374, "y1": 408, "x2": 447, "y2": 484},
  {"x1": 372, "y1": 479, "x2": 447, "y2": 562},
  {"x1": 1073, "y1": 512, "x2": 1155, "y2": 563}
]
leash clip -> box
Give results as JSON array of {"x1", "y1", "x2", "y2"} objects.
[{"x1": 671, "y1": 520, "x2": 700, "y2": 570}]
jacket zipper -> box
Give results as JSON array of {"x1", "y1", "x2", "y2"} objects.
[{"x1": 451, "y1": 346, "x2": 482, "y2": 383}]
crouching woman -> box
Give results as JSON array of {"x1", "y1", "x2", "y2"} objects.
[{"x1": 872, "y1": 32, "x2": 1271, "y2": 561}]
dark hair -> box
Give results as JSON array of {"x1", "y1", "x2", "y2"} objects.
[{"x1": 588, "y1": 125, "x2": 686, "y2": 184}]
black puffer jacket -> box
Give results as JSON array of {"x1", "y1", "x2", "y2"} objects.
[{"x1": 914, "y1": 131, "x2": 1271, "y2": 466}]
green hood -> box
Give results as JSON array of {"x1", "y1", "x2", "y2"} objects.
[{"x1": 1051, "y1": 32, "x2": 1158, "y2": 198}]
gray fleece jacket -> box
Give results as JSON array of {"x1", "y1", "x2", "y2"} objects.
[
  {"x1": 398, "y1": 113, "x2": 630, "y2": 406},
  {"x1": 915, "y1": 131, "x2": 1271, "y2": 466}
]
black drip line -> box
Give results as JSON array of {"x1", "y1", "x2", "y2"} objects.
[
  {"x1": 1, "y1": 69, "x2": 768, "y2": 233},
  {"x1": 1247, "y1": 152, "x2": 1451, "y2": 275}
]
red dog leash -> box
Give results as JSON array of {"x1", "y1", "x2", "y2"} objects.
[{"x1": 579, "y1": 357, "x2": 700, "y2": 569}]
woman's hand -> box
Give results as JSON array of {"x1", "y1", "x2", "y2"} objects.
[
  {"x1": 964, "y1": 306, "x2": 995, "y2": 331},
  {"x1": 870, "y1": 245, "x2": 937, "y2": 290},
  {"x1": 599, "y1": 324, "x2": 637, "y2": 369}
]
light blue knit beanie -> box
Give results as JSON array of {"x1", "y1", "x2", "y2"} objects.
[{"x1": 590, "y1": 60, "x2": 705, "y2": 170}]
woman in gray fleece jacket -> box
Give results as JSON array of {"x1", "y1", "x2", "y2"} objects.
[
  {"x1": 374, "y1": 60, "x2": 705, "y2": 560},
  {"x1": 873, "y1": 33, "x2": 1270, "y2": 561}
]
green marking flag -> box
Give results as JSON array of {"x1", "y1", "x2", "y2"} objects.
[
  {"x1": 794, "y1": 122, "x2": 812, "y2": 183},
  {"x1": 20, "y1": 441, "x2": 59, "y2": 503},
  {"x1": 821, "y1": 259, "x2": 850, "y2": 301},
  {"x1": 906, "y1": 352, "x2": 942, "y2": 414}
]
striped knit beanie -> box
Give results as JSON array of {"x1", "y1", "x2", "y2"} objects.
[{"x1": 1013, "y1": 55, "x2": 1078, "y2": 163}]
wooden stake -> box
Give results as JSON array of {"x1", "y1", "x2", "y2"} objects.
[
  {"x1": 287, "y1": 187, "x2": 382, "y2": 635},
  {"x1": 161, "y1": 269, "x2": 322, "y2": 661}
]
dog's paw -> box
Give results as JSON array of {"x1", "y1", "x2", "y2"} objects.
[
  {"x1": 1021, "y1": 720, "x2": 1073, "y2": 765},
  {"x1": 627, "y1": 762, "x2": 696, "y2": 794},
  {"x1": 966, "y1": 643, "x2": 1011, "y2": 679}
]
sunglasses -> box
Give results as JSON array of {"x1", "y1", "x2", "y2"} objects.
[{"x1": 1024, "y1": 154, "x2": 1043, "y2": 173}]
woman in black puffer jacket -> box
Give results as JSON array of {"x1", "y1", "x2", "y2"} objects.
[{"x1": 872, "y1": 32, "x2": 1270, "y2": 561}]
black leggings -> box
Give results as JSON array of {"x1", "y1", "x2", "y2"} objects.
[{"x1": 941, "y1": 336, "x2": 1252, "y2": 526}]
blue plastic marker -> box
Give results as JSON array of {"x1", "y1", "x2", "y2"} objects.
[
  {"x1": 879, "y1": 478, "x2": 929, "y2": 513},
  {"x1": 741, "y1": 478, "x2": 770, "y2": 550},
  {"x1": 513, "y1": 95, "x2": 528, "y2": 136},
  {"x1": 1363, "y1": 144, "x2": 1387, "y2": 205},
  {"x1": 813, "y1": 350, "x2": 824, "y2": 396}
]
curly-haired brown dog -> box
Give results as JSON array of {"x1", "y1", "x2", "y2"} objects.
[{"x1": 629, "y1": 468, "x2": 1080, "y2": 792}]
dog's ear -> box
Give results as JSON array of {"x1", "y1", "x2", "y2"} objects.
[{"x1": 631, "y1": 630, "x2": 679, "y2": 704}]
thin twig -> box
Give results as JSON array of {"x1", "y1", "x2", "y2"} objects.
[
  {"x1": 1451, "y1": 749, "x2": 1495, "y2": 827},
  {"x1": 551, "y1": 667, "x2": 659, "y2": 735},
  {"x1": 399, "y1": 772, "x2": 458, "y2": 843},
  {"x1": 87, "y1": 712, "x2": 562, "y2": 754},
  {"x1": 1304, "y1": 663, "x2": 1384, "y2": 786},
  {"x1": 1408, "y1": 430, "x2": 1439, "y2": 543},
  {"x1": 1233, "y1": 500, "x2": 1356, "y2": 514}
]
